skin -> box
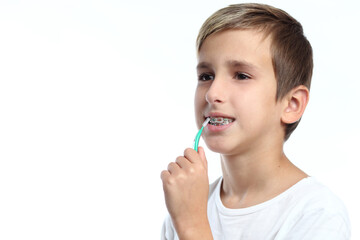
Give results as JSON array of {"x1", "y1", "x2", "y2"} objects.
[{"x1": 161, "y1": 29, "x2": 309, "y2": 239}]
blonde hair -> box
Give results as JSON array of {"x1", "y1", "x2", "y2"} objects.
[{"x1": 196, "y1": 3, "x2": 313, "y2": 140}]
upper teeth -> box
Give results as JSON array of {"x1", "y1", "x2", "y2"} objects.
[{"x1": 209, "y1": 117, "x2": 234, "y2": 125}]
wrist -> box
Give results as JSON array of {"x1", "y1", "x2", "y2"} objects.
[{"x1": 173, "y1": 217, "x2": 213, "y2": 240}]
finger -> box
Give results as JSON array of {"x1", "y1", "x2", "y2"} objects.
[
  {"x1": 183, "y1": 148, "x2": 200, "y2": 164},
  {"x1": 197, "y1": 146, "x2": 208, "y2": 170},
  {"x1": 160, "y1": 170, "x2": 170, "y2": 181},
  {"x1": 175, "y1": 156, "x2": 191, "y2": 169},
  {"x1": 167, "y1": 162, "x2": 180, "y2": 174}
]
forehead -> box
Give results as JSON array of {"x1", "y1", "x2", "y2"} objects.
[{"x1": 197, "y1": 29, "x2": 273, "y2": 74}]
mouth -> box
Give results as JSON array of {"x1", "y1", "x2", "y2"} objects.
[{"x1": 206, "y1": 116, "x2": 235, "y2": 126}]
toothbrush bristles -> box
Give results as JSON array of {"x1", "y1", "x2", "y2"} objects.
[{"x1": 203, "y1": 117, "x2": 211, "y2": 127}]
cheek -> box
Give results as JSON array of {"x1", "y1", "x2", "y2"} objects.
[
  {"x1": 194, "y1": 87, "x2": 206, "y2": 126},
  {"x1": 194, "y1": 86, "x2": 206, "y2": 110},
  {"x1": 233, "y1": 88, "x2": 275, "y2": 123}
]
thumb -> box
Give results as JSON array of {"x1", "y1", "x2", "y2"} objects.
[{"x1": 197, "y1": 146, "x2": 208, "y2": 170}]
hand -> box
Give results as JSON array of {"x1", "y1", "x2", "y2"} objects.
[{"x1": 161, "y1": 147, "x2": 212, "y2": 239}]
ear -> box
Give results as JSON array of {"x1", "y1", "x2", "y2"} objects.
[{"x1": 281, "y1": 85, "x2": 309, "y2": 124}]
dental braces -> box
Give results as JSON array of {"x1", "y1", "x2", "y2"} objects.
[{"x1": 209, "y1": 117, "x2": 234, "y2": 126}]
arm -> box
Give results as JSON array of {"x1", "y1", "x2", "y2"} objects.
[{"x1": 161, "y1": 147, "x2": 213, "y2": 240}]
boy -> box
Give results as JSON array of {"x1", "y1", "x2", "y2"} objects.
[{"x1": 160, "y1": 3, "x2": 350, "y2": 240}]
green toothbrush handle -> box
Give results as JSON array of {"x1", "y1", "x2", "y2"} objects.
[{"x1": 193, "y1": 126, "x2": 205, "y2": 152}]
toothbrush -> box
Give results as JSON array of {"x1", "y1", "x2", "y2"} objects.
[{"x1": 193, "y1": 117, "x2": 210, "y2": 152}]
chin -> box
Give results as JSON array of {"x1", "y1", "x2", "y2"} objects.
[{"x1": 205, "y1": 141, "x2": 235, "y2": 155}]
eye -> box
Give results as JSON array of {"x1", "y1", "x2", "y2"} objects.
[
  {"x1": 198, "y1": 73, "x2": 215, "y2": 81},
  {"x1": 235, "y1": 72, "x2": 251, "y2": 80}
]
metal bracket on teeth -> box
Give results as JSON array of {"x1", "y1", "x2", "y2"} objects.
[{"x1": 210, "y1": 117, "x2": 224, "y2": 124}]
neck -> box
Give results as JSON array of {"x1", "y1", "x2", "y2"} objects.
[{"x1": 220, "y1": 141, "x2": 307, "y2": 208}]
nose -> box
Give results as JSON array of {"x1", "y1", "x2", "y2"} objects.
[{"x1": 205, "y1": 77, "x2": 226, "y2": 104}]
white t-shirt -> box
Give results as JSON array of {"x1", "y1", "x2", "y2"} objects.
[{"x1": 161, "y1": 177, "x2": 351, "y2": 240}]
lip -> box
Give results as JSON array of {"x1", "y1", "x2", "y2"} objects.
[
  {"x1": 205, "y1": 112, "x2": 235, "y2": 119},
  {"x1": 206, "y1": 121, "x2": 234, "y2": 132},
  {"x1": 204, "y1": 112, "x2": 235, "y2": 132}
]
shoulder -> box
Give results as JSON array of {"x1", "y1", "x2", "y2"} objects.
[
  {"x1": 209, "y1": 177, "x2": 222, "y2": 197},
  {"x1": 161, "y1": 214, "x2": 178, "y2": 240},
  {"x1": 292, "y1": 177, "x2": 348, "y2": 214},
  {"x1": 277, "y1": 177, "x2": 351, "y2": 239}
]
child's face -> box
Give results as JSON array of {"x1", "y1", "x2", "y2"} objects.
[{"x1": 195, "y1": 29, "x2": 285, "y2": 155}]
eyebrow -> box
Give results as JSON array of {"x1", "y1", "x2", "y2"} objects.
[
  {"x1": 226, "y1": 60, "x2": 259, "y2": 71},
  {"x1": 196, "y1": 60, "x2": 259, "y2": 72},
  {"x1": 196, "y1": 62, "x2": 212, "y2": 70}
]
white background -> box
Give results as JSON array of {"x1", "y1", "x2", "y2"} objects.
[{"x1": 0, "y1": 0, "x2": 359, "y2": 239}]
